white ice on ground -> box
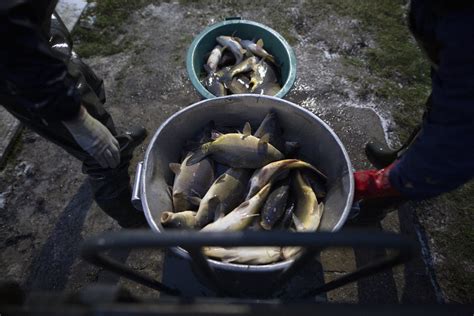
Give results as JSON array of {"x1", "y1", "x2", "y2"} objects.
[{"x1": 56, "y1": 0, "x2": 88, "y2": 31}]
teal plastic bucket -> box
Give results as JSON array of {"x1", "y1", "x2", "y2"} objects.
[{"x1": 186, "y1": 18, "x2": 297, "y2": 99}]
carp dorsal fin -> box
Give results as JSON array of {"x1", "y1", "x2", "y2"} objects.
[
  {"x1": 169, "y1": 163, "x2": 181, "y2": 175},
  {"x1": 242, "y1": 122, "x2": 252, "y2": 138},
  {"x1": 186, "y1": 145, "x2": 210, "y2": 166},
  {"x1": 257, "y1": 133, "x2": 270, "y2": 155},
  {"x1": 256, "y1": 39, "x2": 264, "y2": 47},
  {"x1": 260, "y1": 133, "x2": 270, "y2": 143},
  {"x1": 284, "y1": 141, "x2": 300, "y2": 157}
]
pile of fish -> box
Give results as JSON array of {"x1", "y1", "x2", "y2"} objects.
[
  {"x1": 201, "y1": 35, "x2": 282, "y2": 97},
  {"x1": 162, "y1": 111, "x2": 327, "y2": 265}
]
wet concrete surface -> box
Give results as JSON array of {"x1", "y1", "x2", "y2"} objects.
[{"x1": 0, "y1": 1, "x2": 444, "y2": 304}]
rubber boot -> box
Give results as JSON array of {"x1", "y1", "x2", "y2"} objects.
[
  {"x1": 92, "y1": 182, "x2": 148, "y2": 229},
  {"x1": 117, "y1": 126, "x2": 148, "y2": 162},
  {"x1": 365, "y1": 125, "x2": 421, "y2": 169},
  {"x1": 365, "y1": 140, "x2": 399, "y2": 169}
]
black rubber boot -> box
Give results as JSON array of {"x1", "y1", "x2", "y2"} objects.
[
  {"x1": 365, "y1": 139, "x2": 399, "y2": 169},
  {"x1": 93, "y1": 184, "x2": 148, "y2": 229},
  {"x1": 118, "y1": 126, "x2": 148, "y2": 159},
  {"x1": 365, "y1": 124, "x2": 422, "y2": 169}
]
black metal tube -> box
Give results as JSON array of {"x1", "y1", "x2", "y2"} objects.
[
  {"x1": 81, "y1": 230, "x2": 415, "y2": 249},
  {"x1": 80, "y1": 230, "x2": 417, "y2": 297},
  {"x1": 81, "y1": 243, "x2": 181, "y2": 296},
  {"x1": 300, "y1": 248, "x2": 410, "y2": 298}
]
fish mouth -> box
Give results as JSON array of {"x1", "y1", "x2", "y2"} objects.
[
  {"x1": 260, "y1": 221, "x2": 272, "y2": 230},
  {"x1": 160, "y1": 212, "x2": 172, "y2": 224}
]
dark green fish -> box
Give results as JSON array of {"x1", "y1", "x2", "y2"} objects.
[
  {"x1": 276, "y1": 201, "x2": 295, "y2": 230},
  {"x1": 260, "y1": 178, "x2": 291, "y2": 230}
]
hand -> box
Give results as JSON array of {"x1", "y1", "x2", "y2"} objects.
[
  {"x1": 354, "y1": 162, "x2": 400, "y2": 201},
  {"x1": 63, "y1": 106, "x2": 120, "y2": 168}
]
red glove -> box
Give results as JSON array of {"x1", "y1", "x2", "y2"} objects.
[{"x1": 354, "y1": 162, "x2": 400, "y2": 201}]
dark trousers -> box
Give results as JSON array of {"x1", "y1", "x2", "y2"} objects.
[{"x1": 2, "y1": 12, "x2": 144, "y2": 227}]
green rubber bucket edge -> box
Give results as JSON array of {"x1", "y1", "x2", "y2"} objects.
[{"x1": 186, "y1": 18, "x2": 297, "y2": 99}]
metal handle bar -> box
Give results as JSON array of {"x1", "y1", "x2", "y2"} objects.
[
  {"x1": 131, "y1": 161, "x2": 143, "y2": 212},
  {"x1": 81, "y1": 230, "x2": 416, "y2": 298}
]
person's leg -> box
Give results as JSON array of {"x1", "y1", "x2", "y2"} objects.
[
  {"x1": 364, "y1": 95, "x2": 432, "y2": 169},
  {"x1": 84, "y1": 130, "x2": 147, "y2": 228},
  {"x1": 49, "y1": 12, "x2": 107, "y2": 104},
  {"x1": 365, "y1": 126, "x2": 421, "y2": 169},
  {"x1": 352, "y1": 95, "x2": 432, "y2": 224},
  {"x1": 3, "y1": 11, "x2": 148, "y2": 227}
]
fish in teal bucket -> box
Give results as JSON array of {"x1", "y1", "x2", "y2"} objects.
[{"x1": 186, "y1": 18, "x2": 297, "y2": 99}]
